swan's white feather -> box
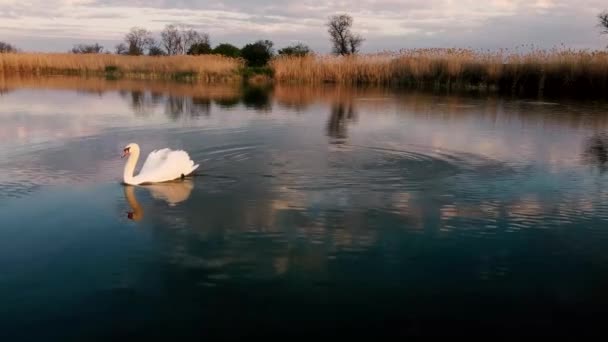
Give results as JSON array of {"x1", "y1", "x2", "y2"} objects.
[
  {"x1": 139, "y1": 148, "x2": 171, "y2": 175},
  {"x1": 133, "y1": 148, "x2": 199, "y2": 184}
]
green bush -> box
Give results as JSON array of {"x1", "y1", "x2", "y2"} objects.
[
  {"x1": 278, "y1": 43, "x2": 311, "y2": 57},
  {"x1": 213, "y1": 43, "x2": 241, "y2": 58},
  {"x1": 241, "y1": 40, "x2": 274, "y2": 67},
  {"x1": 187, "y1": 43, "x2": 212, "y2": 55}
]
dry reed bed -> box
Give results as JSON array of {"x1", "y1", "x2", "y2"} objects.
[
  {"x1": 0, "y1": 53, "x2": 244, "y2": 81},
  {"x1": 271, "y1": 48, "x2": 608, "y2": 96}
]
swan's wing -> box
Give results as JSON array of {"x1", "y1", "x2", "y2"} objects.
[
  {"x1": 137, "y1": 149, "x2": 198, "y2": 183},
  {"x1": 139, "y1": 148, "x2": 172, "y2": 176}
]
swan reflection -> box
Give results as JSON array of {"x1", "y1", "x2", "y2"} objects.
[{"x1": 123, "y1": 179, "x2": 194, "y2": 221}]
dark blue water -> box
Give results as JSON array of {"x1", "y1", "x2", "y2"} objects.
[{"x1": 1, "y1": 78, "x2": 608, "y2": 339}]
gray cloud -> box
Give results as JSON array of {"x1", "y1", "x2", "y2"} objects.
[{"x1": 0, "y1": 0, "x2": 606, "y2": 52}]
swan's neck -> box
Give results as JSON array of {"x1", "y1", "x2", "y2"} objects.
[{"x1": 123, "y1": 149, "x2": 140, "y2": 185}]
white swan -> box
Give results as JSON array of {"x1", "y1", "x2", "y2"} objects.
[{"x1": 121, "y1": 143, "x2": 199, "y2": 185}]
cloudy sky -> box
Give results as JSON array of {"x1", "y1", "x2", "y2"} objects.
[{"x1": 1, "y1": 0, "x2": 607, "y2": 53}]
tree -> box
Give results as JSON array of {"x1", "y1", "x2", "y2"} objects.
[
  {"x1": 187, "y1": 42, "x2": 212, "y2": 55},
  {"x1": 115, "y1": 43, "x2": 128, "y2": 55},
  {"x1": 213, "y1": 43, "x2": 241, "y2": 58},
  {"x1": 278, "y1": 43, "x2": 312, "y2": 56},
  {"x1": 148, "y1": 45, "x2": 166, "y2": 56},
  {"x1": 180, "y1": 27, "x2": 209, "y2": 55},
  {"x1": 327, "y1": 14, "x2": 364, "y2": 55},
  {"x1": 600, "y1": 11, "x2": 608, "y2": 35},
  {"x1": 161, "y1": 24, "x2": 182, "y2": 55},
  {"x1": 71, "y1": 43, "x2": 104, "y2": 54},
  {"x1": 348, "y1": 34, "x2": 364, "y2": 54},
  {"x1": 146, "y1": 38, "x2": 166, "y2": 56},
  {"x1": 241, "y1": 40, "x2": 274, "y2": 67},
  {"x1": 0, "y1": 41, "x2": 17, "y2": 53},
  {"x1": 124, "y1": 26, "x2": 154, "y2": 55}
]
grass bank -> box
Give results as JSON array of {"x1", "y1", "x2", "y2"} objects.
[
  {"x1": 0, "y1": 53, "x2": 244, "y2": 81},
  {"x1": 271, "y1": 48, "x2": 608, "y2": 97}
]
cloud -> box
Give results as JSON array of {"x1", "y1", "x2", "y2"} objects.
[{"x1": 0, "y1": 0, "x2": 606, "y2": 52}]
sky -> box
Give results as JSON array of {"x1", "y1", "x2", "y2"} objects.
[{"x1": 0, "y1": 0, "x2": 607, "y2": 53}]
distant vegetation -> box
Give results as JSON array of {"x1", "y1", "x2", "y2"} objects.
[
  {"x1": 600, "y1": 11, "x2": 608, "y2": 47},
  {"x1": 271, "y1": 48, "x2": 608, "y2": 97},
  {"x1": 278, "y1": 43, "x2": 312, "y2": 57},
  {"x1": 71, "y1": 43, "x2": 104, "y2": 54},
  {"x1": 327, "y1": 14, "x2": 364, "y2": 55},
  {"x1": 0, "y1": 41, "x2": 17, "y2": 53},
  {"x1": 213, "y1": 43, "x2": 241, "y2": 58},
  {"x1": 241, "y1": 40, "x2": 275, "y2": 67},
  {"x1": 0, "y1": 53, "x2": 243, "y2": 81},
  {"x1": 123, "y1": 27, "x2": 155, "y2": 56},
  {"x1": 3, "y1": 10, "x2": 608, "y2": 95},
  {"x1": 187, "y1": 42, "x2": 212, "y2": 55}
]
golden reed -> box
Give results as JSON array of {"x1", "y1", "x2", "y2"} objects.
[
  {"x1": 271, "y1": 48, "x2": 608, "y2": 96},
  {"x1": 0, "y1": 53, "x2": 244, "y2": 81}
]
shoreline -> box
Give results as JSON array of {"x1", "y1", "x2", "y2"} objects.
[{"x1": 2, "y1": 50, "x2": 608, "y2": 98}]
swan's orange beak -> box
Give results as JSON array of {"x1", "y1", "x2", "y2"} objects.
[{"x1": 121, "y1": 147, "x2": 130, "y2": 158}]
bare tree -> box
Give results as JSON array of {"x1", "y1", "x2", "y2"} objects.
[
  {"x1": 160, "y1": 25, "x2": 210, "y2": 55},
  {"x1": 180, "y1": 26, "x2": 210, "y2": 55},
  {"x1": 0, "y1": 41, "x2": 17, "y2": 53},
  {"x1": 161, "y1": 24, "x2": 182, "y2": 55},
  {"x1": 71, "y1": 43, "x2": 104, "y2": 54},
  {"x1": 327, "y1": 14, "x2": 364, "y2": 55},
  {"x1": 124, "y1": 26, "x2": 154, "y2": 55},
  {"x1": 600, "y1": 11, "x2": 608, "y2": 35},
  {"x1": 115, "y1": 43, "x2": 128, "y2": 55},
  {"x1": 348, "y1": 34, "x2": 364, "y2": 54},
  {"x1": 148, "y1": 38, "x2": 166, "y2": 56}
]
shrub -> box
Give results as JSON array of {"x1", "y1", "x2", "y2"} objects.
[
  {"x1": 187, "y1": 42, "x2": 212, "y2": 55},
  {"x1": 213, "y1": 43, "x2": 241, "y2": 58},
  {"x1": 241, "y1": 40, "x2": 274, "y2": 67},
  {"x1": 278, "y1": 43, "x2": 312, "y2": 57}
]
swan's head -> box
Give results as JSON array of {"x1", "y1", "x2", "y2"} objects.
[{"x1": 121, "y1": 143, "x2": 140, "y2": 158}]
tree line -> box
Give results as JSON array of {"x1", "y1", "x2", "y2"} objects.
[
  {"x1": 2, "y1": 11, "x2": 608, "y2": 63},
  {"x1": 60, "y1": 14, "x2": 363, "y2": 66},
  {"x1": 0, "y1": 14, "x2": 364, "y2": 65}
]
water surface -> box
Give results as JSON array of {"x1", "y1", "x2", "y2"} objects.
[{"x1": 1, "y1": 77, "x2": 608, "y2": 338}]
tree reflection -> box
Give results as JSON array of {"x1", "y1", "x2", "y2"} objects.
[
  {"x1": 327, "y1": 102, "x2": 357, "y2": 142},
  {"x1": 192, "y1": 97, "x2": 211, "y2": 116},
  {"x1": 242, "y1": 86, "x2": 272, "y2": 112},
  {"x1": 120, "y1": 90, "x2": 159, "y2": 117},
  {"x1": 214, "y1": 97, "x2": 241, "y2": 109},
  {"x1": 165, "y1": 95, "x2": 211, "y2": 120},
  {"x1": 165, "y1": 96, "x2": 184, "y2": 119},
  {"x1": 130, "y1": 90, "x2": 146, "y2": 115},
  {"x1": 582, "y1": 133, "x2": 608, "y2": 173}
]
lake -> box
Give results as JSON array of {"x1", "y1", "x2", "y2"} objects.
[{"x1": 1, "y1": 77, "x2": 608, "y2": 339}]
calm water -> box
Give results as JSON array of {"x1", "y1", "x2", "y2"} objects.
[{"x1": 1, "y1": 77, "x2": 608, "y2": 338}]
